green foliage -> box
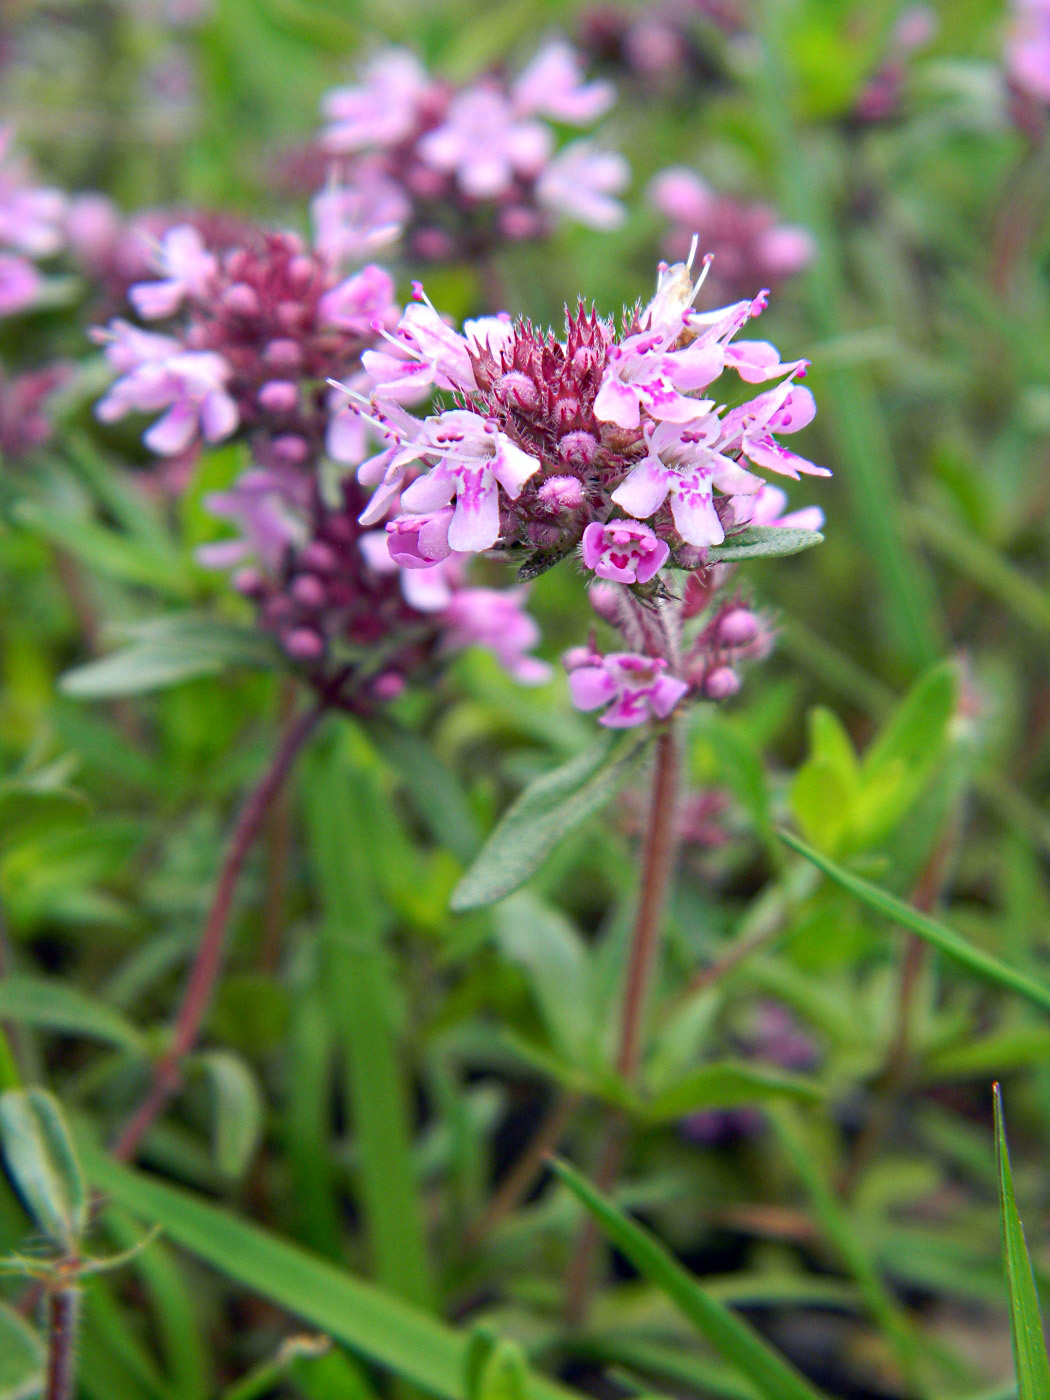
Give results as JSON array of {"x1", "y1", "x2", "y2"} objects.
[
  {"x1": 706, "y1": 526, "x2": 825, "y2": 563},
  {"x1": 994, "y1": 1087, "x2": 1050, "y2": 1400},
  {"x1": 0, "y1": 1090, "x2": 87, "y2": 1252},
  {"x1": 61, "y1": 616, "x2": 277, "y2": 698},
  {"x1": 0, "y1": 1302, "x2": 44, "y2": 1400},
  {"x1": 451, "y1": 731, "x2": 649, "y2": 910}
]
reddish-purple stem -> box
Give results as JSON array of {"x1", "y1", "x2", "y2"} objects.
[{"x1": 113, "y1": 702, "x2": 324, "y2": 1162}]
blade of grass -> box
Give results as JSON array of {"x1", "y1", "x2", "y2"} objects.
[
  {"x1": 302, "y1": 729, "x2": 433, "y2": 1310},
  {"x1": 779, "y1": 830, "x2": 1050, "y2": 1015},
  {"x1": 548, "y1": 1157, "x2": 828, "y2": 1400},
  {"x1": 79, "y1": 1141, "x2": 576, "y2": 1400},
  {"x1": 994, "y1": 1085, "x2": 1050, "y2": 1400}
]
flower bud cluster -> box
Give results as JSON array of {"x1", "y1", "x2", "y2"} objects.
[
  {"x1": 344, "y1": 249, "x2": 827, "y2": 727},
  {"x1": 229, "y1": 475, "x2": 548, "y2": 705},
  {"x1": 315, "y1": 41, "x2": 629, "y2": 262},
  {"x1": 94, "y1": 223, "x2": 399, "y2": 469}
]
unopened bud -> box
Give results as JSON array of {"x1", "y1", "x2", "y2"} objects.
[
  {"x1": 717, "y1": 607, "x2": 759, "y2": 647},
  {"x1": 257, "y1": 380, "x2": 299, "y2": 413},
  {"x1": 291, "y1": 574, "x2": 326, "y2": 608},
  {"x1": 703, "y1": 666, "x2": 740, "y2": 700},
  {"x1": 283, "y1": 627, "x2": 325, "y2": 661}
]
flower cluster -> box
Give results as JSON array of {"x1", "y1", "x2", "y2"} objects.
[
  {"x1": 316, "y1": 41, "x2": 629, "y2": 261},
  {"x1": 853, "y1": 6, "x2": 936, "y2": 123},
  {"x1": 650, "y1": 170, "x2": 814, "y2": 305},
  {"x1": 0, "y1": 363, "x2": 70, "y2": 461},
  {"x1": 342, "y1": 246, "x2": 827, "y2": 727},
  {"x1": 94, "y1": 223, "x2": 398, "y2": 468},
  {"x1": 0, "y1": 126, "x2": 67, "y2": 317},
  {"x1": 223, "y1": 474, "x2": 548, "y2": 704}
]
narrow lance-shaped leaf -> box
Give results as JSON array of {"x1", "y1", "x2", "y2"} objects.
[
  {"x1": 994, "y1": 1084, "x2": 1050, "y2": 1400},
  {"x1": 197, "y1": 1051, "x2": 265, "y2": 1181},
  {"x1": 0, "y1": 1301, "x2": 45, "y2": 1400},
  {"x1": 61, "y1": 616, "x2": 276, "y2": 699},
  {"x1": 705, "y1": 526, "x2": 824, "y2": 563},
  {"x1": 0, "y1": 1090, "x2": 87, "y2": 1252},
  {"x1": 79, "y1": 1143, "x2": 576, "y2": 1400},
  {"x1": 451, "y1": 731, "x2": 649, "y2": 912},
  {"x1": 549, "y1": 1158, "x2": 828, "y2": 1400},
  {"x1": 779, "y1": 829, "x2": 1050, "y2": 1016}
]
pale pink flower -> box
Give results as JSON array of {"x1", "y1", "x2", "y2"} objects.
[
  {"x1": 0, "y1": 253, "x2": 40, "y2": 316},
  {"x1": 1007, "y1": 0, "x2": 1050, "y2": 103},
  {"x1": 418, "y1": 87, "x2": 552, "y2": 199},
  {"x1": 441, "y1": 585, "x2": 551, "y2": 683},
  {"x1": 732, "y1": 482, "x2": 824, "y2": 533},
  {"x1": 512, "y1": 40, "x2": 616, "y2": 123},
  {"x1": 197, "y1": 467, "x2": 310, "y2": 569},
  {"x1": 567, "y1": 650, "x2": 688, "y2": 727},
  {"x1": 97, "y1": 348, "x2": 239, "y2": 455},
  {"x1": 129, "y1": 224, "x2": 218, "y2": 319},
  {"x1": 321, "y1": 50, "x2": 435, "y2": 152},
  {"x1": 581, "y1": 520, "x2": 669, "y2": 583},
  {"x1": 310, "y1": 175, "x2": 407, "y2": 266},
  {"x1": 535, "y1": 140, "x2": 628, "y2": 230},
  {"x1": 397, "y1": 410, "x2": 540, "y2": 552}
]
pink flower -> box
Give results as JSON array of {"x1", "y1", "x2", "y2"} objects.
[
  {"x1": 310, "y1": 175, "x2": 407, "y2": 266},
  {"x1": 97, "y1": 348, "x2": 239, "y2": 455},
  {"x1": 732, "y1": 482, "x2": 824, "y2": 533},
  {"x1": 581, "y1": 520, "x2": 670, "y2": 583},
  {"x1": 717, "y1": 378, "x2": 829, "y2": 481},
  {"x1": 593, "y1": 329, "x2": 720, "y2": 430},
  {"x1": 385, "y1": 508, "x2": 454, "y2": 568},
  {"x1": 567, "y1": 650, "x2": 688, "y2": 727},
  {"x1": 0, "y1": 253, "x2": 40, "y2": 316},
  {"x1": 611, "y1": 416, "x2": 762, "y2": 547},
  {"x1": 512, "y1": 40, "x2": 616, "y2": 123},
  {"x1": 441, "y1": 585, "x2": 551, "y2": 684},
  {"x1": 198, "y1": 467, "x2": 310, "y2": 569},
  {"x1": 417, "y1": 87, "x2": 552, "y2": 199},
  {"x1": 397, "y1": 410, "x2": 540, "y2": 552},
  {"x1": 129, "y1": 224, "x2": 218, "y2": 319},
  {"x1": 535, "y1": 141, "x2": 628, "y2": 230},
  {"x1": 1007, "y1": 0, "x2": 1050, "y2": 103},
  {"x1": 321, "y1": 50, "x2": 435, "y2": 152},
  {"x1": 317, "y1": 263, "x2": 397, "y2": 335}
]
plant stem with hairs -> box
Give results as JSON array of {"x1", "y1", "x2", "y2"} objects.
[
  {"x1": 44, "y1": 1284, "x2": 80, "y2": 1400},
  {"x1": 113, "y1": 701, "x2": 326, "y2": 1162},
  {"x1": 564, "y1": 721, "x2": 682, "y2": 1323}
]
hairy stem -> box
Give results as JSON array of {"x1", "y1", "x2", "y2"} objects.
[
  {"x1": 564, "y1": 722, "x2": 681, "y2": 1323},
  {"x1": 113, "y1": 701, "x2": 325, "y2": 1161},
  {"x1": 44, "y1": 1285, "x2": 81, "y2": 1400}
]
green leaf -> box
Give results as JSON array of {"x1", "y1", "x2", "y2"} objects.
[
  {"x1": 0, "y1": 1301, "x2": 45, "y2": 1400},
  {"x1": 643, "y1": 1062, "x2": 824, "y2": 1122},
  {"x1": 0, "y1": 975, "x2": 145, "y2": 1053},
  {"x1": 466, "y1": 1332, "x2": 528, "y2": 1400},
  {"x1": 0, "y1": 1090, "x2": 87, "y2": 1250},
  {"x1": 549, "y1": 1158, "x2": 827, "y2": 1400},
  {"x1": 61, "y1": 616, "x2": 276, "y2": 698},
  {"x1": 303, "y1": 735, "x2": 434, "y2": 1311},
  {"x1": 705, "y1": 527, "x2": 824, "y2": 563},
  {"x1": 789, "y1": 756, "x2": 853, "y2": 854},
  {"x1": 494, "y1": 893, "x2": 595, "y2": 1062},
  {"x1": 451, "y1": 732, "x2": 649, "y2": 911},
  {"x1": 79, "y1": 1144, "x2": 575, "y2": 1400},
  {"x1": 0, "y1": 783, "x2": 88, "y2": 851},
  {"x1": 779, "y1": 830, "x2": 1050, "y2": 1015},
  {"x1": 11, "y1": 499, "x2": 193, "y2": 599},
  {"x1": 197, "y1": 1052, "x2": 264, "y2": 1181},
  {"x1": 994, "y1": 1085, "x2": 1050, "y2": 1400}
]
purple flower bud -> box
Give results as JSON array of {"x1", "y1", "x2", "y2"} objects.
[
  {"x1": 257, "y1": 380, "x2": 299, "y2": 413},
  {"x1": 589, "y1": 582, "x2": 621, "y2": 623},
  {"x1": 263, "y1": 338, "x2": 302, "y2": 368},
  {"x1": 283, "y1": 627, "x2": 326, "y2": 660},
  {"x1": 301, "y1": 540, "x2": 339, "y2": 573},
  {"x1": 559, "y1": 430, "x2": 598, "y2": 466},
  {"x1": 221, "y1": 282, "x2": 261, "y2": 316},
  {"x1": 717, "y1": 607, "x2": 759, "y2": 647},
  {"x1": 495, "y1": 371, "x2": 540, "y2": 412},
  {"x1": 291, "y1": 573, "x2": 327, "y2": 608},
  {"x1": 538, "y1": 475, "x2": 585, "y2": 511},
  {"x1": 272, "y1": 434, "x2": 309, "y2": 464},
  {"x1": 703, "y1": 666, "x2": 740, "y2": 700},
  {"x1": 232, "y1": 567, "x2": 265, "y2": 597},
  {"x1": 373, "y1": 671, "x2": 406, "y2": 699}
]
